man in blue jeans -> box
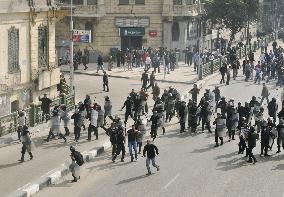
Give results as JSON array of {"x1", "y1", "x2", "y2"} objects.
[
  {"x1": 143, "y1": 140, "x2": 160, "y2": 175},
  {"x1": 127, "y1": 125, "x2": 138, "y2": 162}
]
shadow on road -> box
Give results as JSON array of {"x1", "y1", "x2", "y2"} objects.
[
  {"x1": 191, "y1": 145, "x2": 213, "y2": 153},
  {"x1": 0, "y1": 162, "x2": 22, "y2": 170},
  {"x1": 116, "y1": 174, "x2": 149, "y2": 185},
  {"x1": 214, "y1": 151, "x2": 238, "y2": 160}
]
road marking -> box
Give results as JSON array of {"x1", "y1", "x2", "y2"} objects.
[{"x1": 163, "y1": 174, "x2": 180, "y2": 190}]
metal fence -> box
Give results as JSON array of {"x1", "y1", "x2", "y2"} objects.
[
  {"x1": 200, "y1": 31, "x2": 278, "y2": 79},
  {"x1": 0, "y1": 94, "x2": 75, "y2": 137}
]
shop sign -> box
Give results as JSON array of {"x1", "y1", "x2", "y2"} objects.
[
  {"x1": 149, "y1": 31, "x2": 157, "y2": 37},
  {"x1": 115, "y1": 18, "x2": 149, "y2": 27},
  {"x1": 72, "y1": 29, "x2": 91, "y2": 43},
  {"x1": 119, "y1": 27, "x2": 145, "y2": 36}
]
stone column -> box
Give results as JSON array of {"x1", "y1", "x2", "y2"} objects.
[
  {"x1": 97, "y1": 0, "x2": 105, "y2": 15},
  {"x1": 163, "y1": 21, "x2": 172, "y2": 49}
]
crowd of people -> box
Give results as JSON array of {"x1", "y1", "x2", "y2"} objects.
[{"x1": 15, "y1": 39, "x2": 284, "y2": 182}]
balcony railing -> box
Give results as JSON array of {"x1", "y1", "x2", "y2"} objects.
[
  {"x1": 163, "y1": 2, "x2": 204, "y2": 17},
  {"x1": 55, "y1": 0, "x2": 105, "y2": 17}
]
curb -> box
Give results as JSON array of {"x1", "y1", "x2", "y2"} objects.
[
  {"x1": 6, "y1": 72, "x2": 219, "y2": 197},
  {"x1": 63, "y1": 70, "x2": 200, "y2": 85},
  {"x1": 0, "y1": 72, "x2": 219, "y2": 146},
  {"x1": 7, "y1": 141, "x2": 111, "y2": 197}
]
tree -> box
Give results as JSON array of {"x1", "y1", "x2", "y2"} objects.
[{"x1": 204, "y1": 0, "x2": 259, "y2": 44}]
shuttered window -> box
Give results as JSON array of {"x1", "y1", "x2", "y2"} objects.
[
  {"x1": 38, "y1": 25, "x2": 48, "y2": 68},
  {"x1": 8, "y1": 27, "x2": 20, "y2": 73}
]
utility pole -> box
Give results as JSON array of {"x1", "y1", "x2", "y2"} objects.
[
  {"x1": 198, "y1": 19, "x2": 203, "y2": 80},
  {"x1": 70, "y1": 0, "x2": 74, "y2": 95}
]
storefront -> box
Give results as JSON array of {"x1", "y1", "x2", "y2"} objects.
[{"x1": 119, "y1": 27, "x2": 145, "y2": 50}]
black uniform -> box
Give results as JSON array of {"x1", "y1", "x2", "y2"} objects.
[
  {"x1": 39, "y1": 96, "x2": 52, "y2": 122},
  {"x1": 141, "y1": 72, "x2": 149, "y2": 90},
  {"x1": 103, "y1": 73, "x2": 109, "y2": 92},
  {"x1": 247, "y1": 128, "x2": 257, "y2": 163},
  {"x1": 112, "y1": 126, "x2": 125, "y2": 162},
  {"x1": 149, "y1": 114, "x2": 159, "y2": 141},
  {"x1": 122, "y1": 98, "x2": 133, "y2": 124}
]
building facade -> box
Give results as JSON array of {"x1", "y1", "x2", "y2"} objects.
[
  {"x1": 261, "y1": 0, "x2": 283, "y2": 32},
  {"x1": 0, "y1": 0, "x2": 62, "y2": 116},
  {"x1": 55, "y1": 0, "x2": 206, "y2": 61}
]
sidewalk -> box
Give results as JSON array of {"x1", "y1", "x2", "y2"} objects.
[{"x1": 60, "y1": 62, "x2": 200, "y2": 84}]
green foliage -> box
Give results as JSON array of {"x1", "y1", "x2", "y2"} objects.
[{"x1": 204, "y1": 0, "x2": 259, "y2": 42}]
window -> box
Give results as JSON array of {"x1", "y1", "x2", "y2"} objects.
[
  {"x1": 172, "y1": 22, "x2": 180, "y2": 41},
  {"x1": 8, "y1": 27, "x2": 20, "y2": 73},
  {"x1": 73, "y1": 0, "x2": 83, "y2": 5},
  {"x1": 119, "y1": 0, "x2": 129, "y2": 5},
  {"x1": 85, "y1": 22, "x2": 93, "y2": 42},
  {"x1": 173, "y1": 0, "x2": 182, "y2": 5},
  {"x1": 185, "y1": 0, "x2": 193, "y2": 4},
  {"x1": 87, "y1": 0, "x2": 97, "y2": 5},
  {"x1": 38, "y1": 25, "x2": 48, "y2": 68},
  {"x1": 135, "y1": 0, "x2": 145, "y2": 4}
]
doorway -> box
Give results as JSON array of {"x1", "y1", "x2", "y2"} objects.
[
  {"x1": 121, "y1": 36, "x2": 142, "y2": 51},
  {"x1": 11, "y1": 100, "x2": 19, "y2": 113}
]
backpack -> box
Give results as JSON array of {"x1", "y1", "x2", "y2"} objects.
[{"x1": 73, "y1": 151, "x2": 84, "y2": 166}]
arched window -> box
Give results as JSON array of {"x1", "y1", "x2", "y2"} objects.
[
  {"x1": 85, "y1": 22, "x2": 93, "y2": 43},
  {"x1": 172, "y1": 22, "x2": 180, "y2": 41}
]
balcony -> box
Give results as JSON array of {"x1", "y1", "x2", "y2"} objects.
[
  {"x1": 162, "y1": 0, "x2": 204, "y2": 17},
  {"x1": 55, "y1": 0, "x2": 105, "y2": 17}
]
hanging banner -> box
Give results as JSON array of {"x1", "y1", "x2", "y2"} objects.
[{"x1": 72, "y1": 29, "x2": 91, "y2": 43}]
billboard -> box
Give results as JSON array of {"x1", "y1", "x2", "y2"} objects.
[{"x1": 72, "y1": 29, "x2": 91, "y2": 43}]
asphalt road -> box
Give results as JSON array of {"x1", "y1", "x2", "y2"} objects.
[
  {"x1": 35, "y1": 73, "x2": 284, "y2": 197},
  {"x1": 0, "y1": 75, "x2": 189, "y2": 196}
]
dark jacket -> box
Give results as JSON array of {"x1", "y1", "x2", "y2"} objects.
[
  {"x1": 39, "y1": 97, "x2": 52, "y2": 112},
  {"x1": 247, "y1": 132, "x2": 257, "y2": 148},
  {"x1": 103, "y1": 74, "x2": 108, "y2": 83},
  {"x1": 143, "y1": 144, "x2": 159, "y2": 158},
  {"x1": 97, "y1": 55, "x2": 103, "y2": 66}
]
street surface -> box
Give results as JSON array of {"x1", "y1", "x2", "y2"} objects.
[
  {"x1": 1, "y1": 39, "x2": 283, "y2": 196},
  {"x1": 0, "y1": 76, "x2": 188, "y2": 196},
  {"x1": 36, "y1": 71, "x2": 284, "y2": 197}
]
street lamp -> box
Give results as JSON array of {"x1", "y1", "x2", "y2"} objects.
[{"x1": 70, "y1": 0, "x2": 74, "y2": 95}]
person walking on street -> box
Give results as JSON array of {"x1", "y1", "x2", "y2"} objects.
[
  {"x1": 39, "y1": 93, "x2": 52, "y2": 122},
  {"x1": 104, "y1": 96, "x2": 113, "y2": 124},
  {"x1": 45, "y1": 110, "x2": 67, "y2": 143},
  {"x1": 82, "y1": 54, "x2": 88, "y2": 70},
  {"x1": 219, "y1": 63, "x2": 227, "y2": 84},
  {"x1": 71, "y1": 108, "x2": 83, "y2": 142},
  {"x1": 148, "y1": 111, "x2": 160, "y2": 141},
  {"x1": 226, "y1": 66, "x2": 231, "y2": 85},
  {"x1": 141, "y1": 70, "x2": 149, "y2": 90},
  {"x1": 70, "y1": 146, "x2": 84, "y2": 182},
  {"x1": 260, "y1": 83, "x2": 269, "y2": 105},
  {"x1": 96, "y1": 54, "x2": 104, "y2": 73},
  {"x1": 112, "y1": 126, "x2": 126, "y2": 162},
  {"x1": 103, "y1": 71, "x2": 109, "y2": 92},
  {"x1": 143, "y1": 140, "x2": 160, "y2": 175},
  {"x1": 247, "y1": 127, "x2": 258, "y2": 164},
  {"x1": 84, "y1": 47, "x2": 89, "y2": 64},
  {"x1": 189, "y1": 84, "x2": 200, "y2": 104},
  {"x1": 59, "y1": 105, "x2": 70, "y2": 136},
  {"x1": 127, "y1": 125, "x2": 138, "y2": 162},
  {"x1": 135, "y1": 119, "x2": 146, "y2": 154},
  {"x1": 179, "y1": 101, "x2": 188, "y2": 133},
  {"x1": 213, "y1": 113, "x2": 226, "y2": 147},
  {"x1": 152, "y1": 83, "x2": 160, "y2": 101},
  {"x1": 17, "y1": 110, "x2": 26, "y2": 141},
  {"x1": 18, "y1": 126, "x2": 33, "y2": 162},
  {"x1": 147, "y1": 71, "x2": 156, "y2": 90},
  {"x1": 87, "y1": 106, "x2": 98, "y2": 141},
  {"x1": 121, "y1": 96, "x2": 134, "y2": 125}
]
